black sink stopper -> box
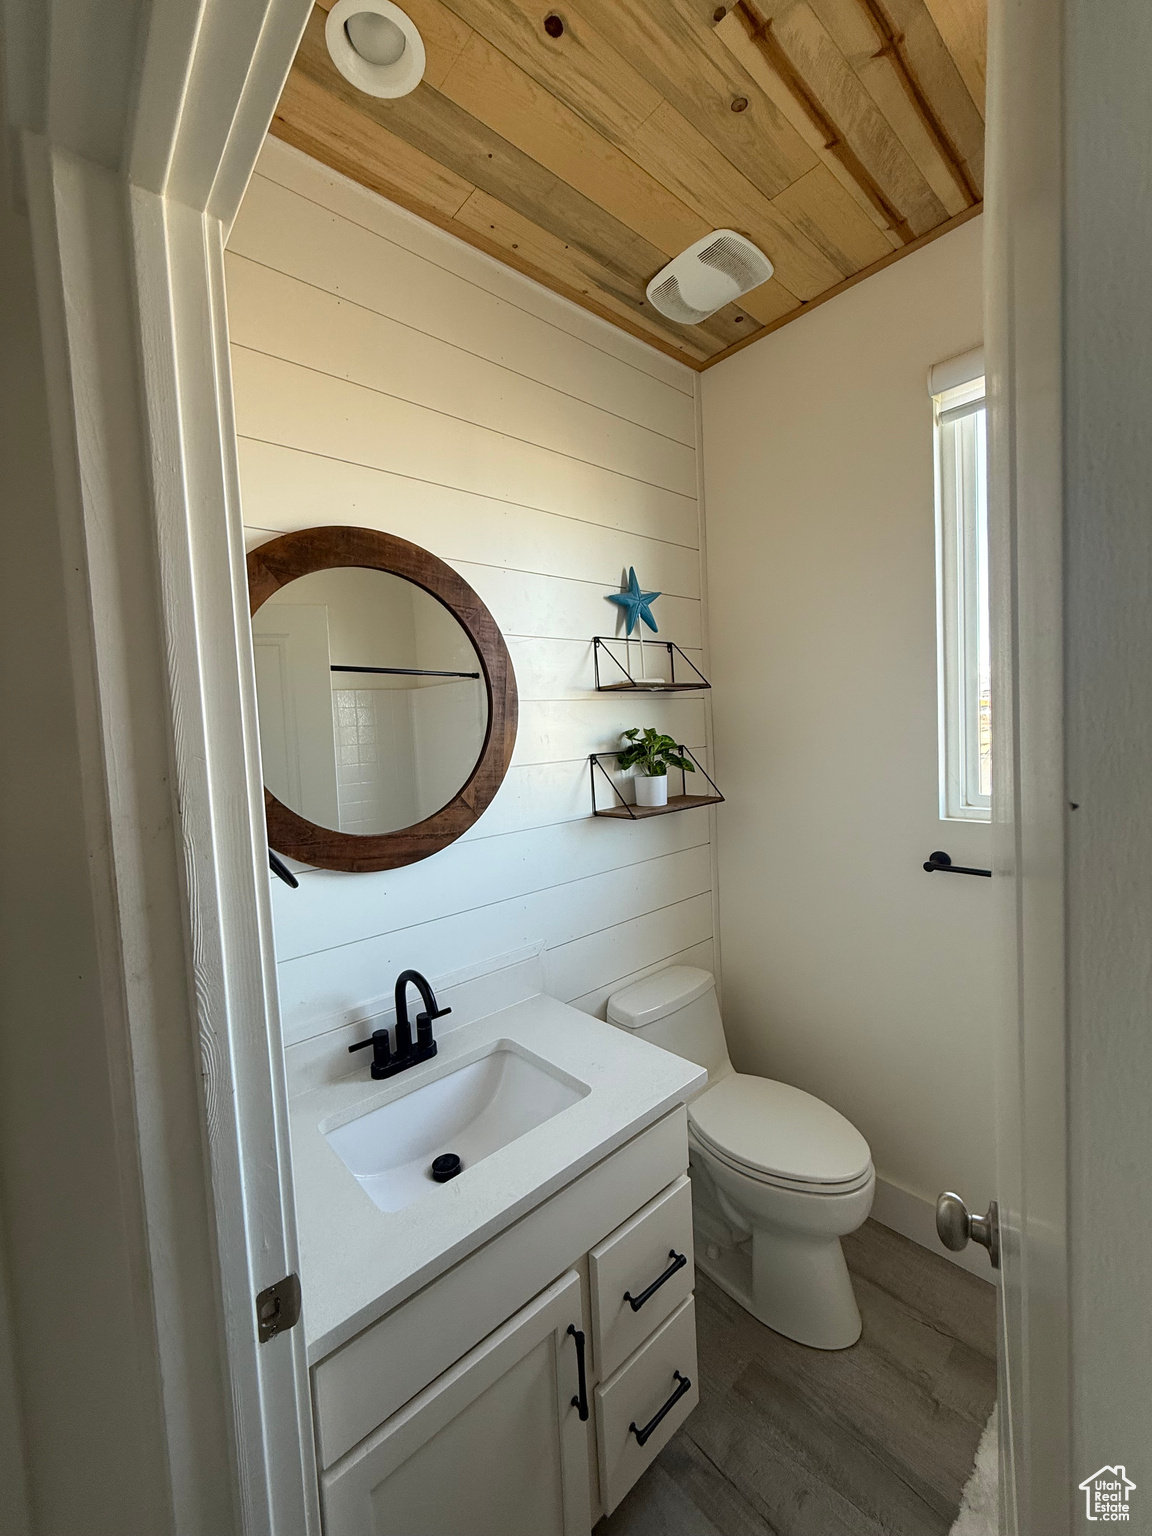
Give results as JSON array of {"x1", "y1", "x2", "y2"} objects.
[{"x1": 431, "y1": 1152, "x2": 463, "y2": 1183}]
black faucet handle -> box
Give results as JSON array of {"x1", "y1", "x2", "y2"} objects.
[
  {"x1": 429, "y1": 1004, "x2": 452, "y2": 1020},
  {"x1": 415, "y1": 1009, "x2": 447, "y2": 1050},
  {"x1": 349, "y1": 1028, "x2": 391, "y2": 1077}
]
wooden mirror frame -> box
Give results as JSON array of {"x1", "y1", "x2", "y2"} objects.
[{"x1": 247, "y1": 526, "x2": 517, "y2": 873}]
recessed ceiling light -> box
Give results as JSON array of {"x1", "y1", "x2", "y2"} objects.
[
  {"x1": 346, "y1": 12, "x2": 407, "y2": 65},
  {"x1": 325, "y1": 0, "x2": 426, "y2": 98}
]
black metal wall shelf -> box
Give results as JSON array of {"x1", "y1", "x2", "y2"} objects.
[
  {"x1": 592, "y1": 636, "x2": 710, "y2": 692},
  {"x1": 590, "y1": 746, "x2": 724, "y2": 820}
]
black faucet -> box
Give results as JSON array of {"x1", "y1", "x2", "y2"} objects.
[{"x1": 348, "y1": 970, "x2": 452, "y2": 1080}]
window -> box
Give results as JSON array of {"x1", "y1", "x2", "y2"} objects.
[{"x1": 934, "y1": 372, "x2": 990, "y2": 820}]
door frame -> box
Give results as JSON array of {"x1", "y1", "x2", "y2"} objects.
[
  {"x1": 985, "y1": 0, "x2": 1070, "y2": 1526},
  {"x1": 988, "y1": 0, "x2": 1152, "y2": 1529},
  {"x1": 5, "y1": 0, "x2": 316, "y2": 1530},
  {"x1": 8, "y1": 0, "x2": 1150, "y2": 1532}
]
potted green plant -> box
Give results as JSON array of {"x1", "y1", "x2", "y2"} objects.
[{"x1": 617, "y1": 727, "x2": 694, "y2": 808}]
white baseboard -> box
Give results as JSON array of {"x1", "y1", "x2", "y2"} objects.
[{"x1": 872, "y1": 1178, "x2": 999, "y2": 1285}]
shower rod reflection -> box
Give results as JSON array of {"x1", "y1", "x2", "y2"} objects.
[{"x1": 331, "y1": 664, "x2": 480, "y2": 679}]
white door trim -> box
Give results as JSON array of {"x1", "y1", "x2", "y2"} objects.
[
  {"x1": 986, "y1": 0, "x2": 1070, "y2": 1528},
  {"x1": 8, "y1": 0, "x2": 316, "y2": 1529},
  {"x1": 986, "y1": 0, "x2": 1152, "y2": 1526},
  {"x1": 128, "y1": 186, "x2": 321, "y2": 1534}
]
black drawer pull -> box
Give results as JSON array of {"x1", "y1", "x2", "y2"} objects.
[
  {"x1": 567, "y1": 1325, "x2": 589, "y2": 1421},
  {"x1": 623, "y1": 1249, "x2": 688, "y2": 1312},
  {"x1": 629, "y1": 1371, "x2": 692, "y2": 1448}
]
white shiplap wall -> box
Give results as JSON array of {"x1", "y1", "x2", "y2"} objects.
[{"x1": 227, "y1": 139, "x2": 715, "y2": 1047}]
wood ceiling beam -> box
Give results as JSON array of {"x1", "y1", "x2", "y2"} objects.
[
  {"x1": 716, "y1": 6, "x2": 895, "y2": 247},
  {"x1": 733, "y1": 1, "x2": 917, "y2": 242},
  {"x1": 875, "y1": 0, "x2": 985, "y2": 182},
  {"x1": 922, "y1": 0, "x2": 985, "y2": 111},
  {"x1": 770, "y1": 0, "x2": 960, "y2": 216},
  {"x1": 854, "y1": 0, "x2": 979, "y2": 204},
  {"x1": 559, "y1": 0, "x2": 819, "y2": 198}
]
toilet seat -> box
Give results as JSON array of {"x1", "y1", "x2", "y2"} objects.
[
  {"x1": 691, "y1": 1130, "x2": 874, "y2": 1196},
  {"x1": 688, "y1": 1074, "x2": 872, "y2": 1194}
]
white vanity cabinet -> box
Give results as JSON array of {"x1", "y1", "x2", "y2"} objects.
[
  {"x1": 321, "y1": 1271, "x2": 591, "y2": 1536},
  {"x1": 312, "y1": 1108, "x2": 699, "y2": 1534}
]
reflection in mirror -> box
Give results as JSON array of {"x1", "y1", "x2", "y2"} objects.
[{"x1": 252, "y1": 566, "x2": 488, "y2": 836}]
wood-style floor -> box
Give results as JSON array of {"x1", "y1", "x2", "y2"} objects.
[{"x1": 598, "y1": 1220, "x2": 997, "y2": 1536}]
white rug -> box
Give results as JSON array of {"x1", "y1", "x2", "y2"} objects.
[{"x1": 950, "y1": 1405, "x2": 999, "y2": 1536}]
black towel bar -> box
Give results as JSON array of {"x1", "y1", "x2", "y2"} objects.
[{"x1": 269, "y1": 851, "x2": 299, "y2": 888}]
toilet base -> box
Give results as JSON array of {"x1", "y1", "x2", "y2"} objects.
[
  {"x1": 693, "y1": 1224, "x2": 861, "y2": 1350},
  {"x1": 749, "y1": 1224, "x2": 862, "y2": 1349},
  {"x1": 691, "y1": 1167, "x2": 866, "y2": 1350}
]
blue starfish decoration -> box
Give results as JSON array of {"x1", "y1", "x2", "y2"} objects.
[{"x1": 607, "y1": 567, "x2": 661, "y2": 636}]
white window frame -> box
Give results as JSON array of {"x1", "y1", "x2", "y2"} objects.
[{"x1": 934, "y1": 371, "x2": 990, "y2": 821}]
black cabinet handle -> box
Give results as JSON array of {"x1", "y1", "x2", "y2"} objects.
[
  {"x1": 567, "y1": 1325, "x2": 589, "y2": 1421},
  {"x1": 629, "y1": 1371, "x2": 692, "y2": 1447},
  {"x1": 623, "y1": 1250, "x2": 688, "y2": 1312}
]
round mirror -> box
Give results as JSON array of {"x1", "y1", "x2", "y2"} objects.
[
  {"x1": 254, "y1": 567, "x2": 488, "y2": 836},
  {"x1": 248, "y1": 527, "x2": 517, "y2": 872}
]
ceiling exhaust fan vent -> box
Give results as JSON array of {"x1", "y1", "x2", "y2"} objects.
[{"x1": 646, "y1": 230, "x2": 773, "y2": 324}]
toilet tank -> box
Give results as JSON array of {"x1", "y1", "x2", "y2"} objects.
[{"x1": 606, "y1": 967, "x2": 733, "y2": 1087}]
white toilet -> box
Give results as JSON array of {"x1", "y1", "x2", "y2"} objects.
[{"x1": 607, "y1": 966, "x2": 874, "y2": 1350}]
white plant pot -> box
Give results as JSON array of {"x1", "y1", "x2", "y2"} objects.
[{"x1": 635, "y1": 773, "x2": 668, "y2": 808}]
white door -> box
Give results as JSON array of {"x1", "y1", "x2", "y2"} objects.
[
  {"x1": 984, "y1": 0, "x2": 1071, "y2": 1528},
  {"x1": 321, "y1": 1271, "x2": 592, "y2": 1536},
  {"x1": 252, "y1": 602, "x2": 341, "y2": 829}
]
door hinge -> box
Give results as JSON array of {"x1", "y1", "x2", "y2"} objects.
[{"x1": 256, "y1": 1272, "x2": 302, "y2": 1342}]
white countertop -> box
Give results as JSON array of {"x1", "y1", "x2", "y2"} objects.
[{"x1": 290, "y1": 992, "x2": 706, "y2": 1361}]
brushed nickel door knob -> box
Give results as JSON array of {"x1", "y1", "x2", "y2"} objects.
[{"x1": 936, "y1": 1191, "x2": 1000, "y2": 1268}]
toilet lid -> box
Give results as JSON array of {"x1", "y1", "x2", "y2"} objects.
[{"x1": 688, "y1": 1074, "x2": 871, "y2": 1186}]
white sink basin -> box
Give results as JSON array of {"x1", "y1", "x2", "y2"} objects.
[{"x1": 323, "y1": 1043, "x2": 590, "y2": 1213}]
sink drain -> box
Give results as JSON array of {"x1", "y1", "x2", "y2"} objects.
[{"x1": 431, "y1": 1152, "x2": 463, "y2": 1183}]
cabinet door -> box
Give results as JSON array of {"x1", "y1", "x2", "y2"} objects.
[{"x1": 322, "y1": 1270, "x2": 591, "y2": 1536}]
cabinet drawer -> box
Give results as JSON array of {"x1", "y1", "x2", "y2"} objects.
[
  {"x1": 589, "y1": 1175, "x2": 693, "y2": 1378},
  {"x1": 594, "y1": 1295, "x2": 698, "y2": 1515}
]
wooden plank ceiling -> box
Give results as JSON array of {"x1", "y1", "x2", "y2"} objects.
[{"x1": 271, "y1": 0, "x2": 986, "y2": 369}]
